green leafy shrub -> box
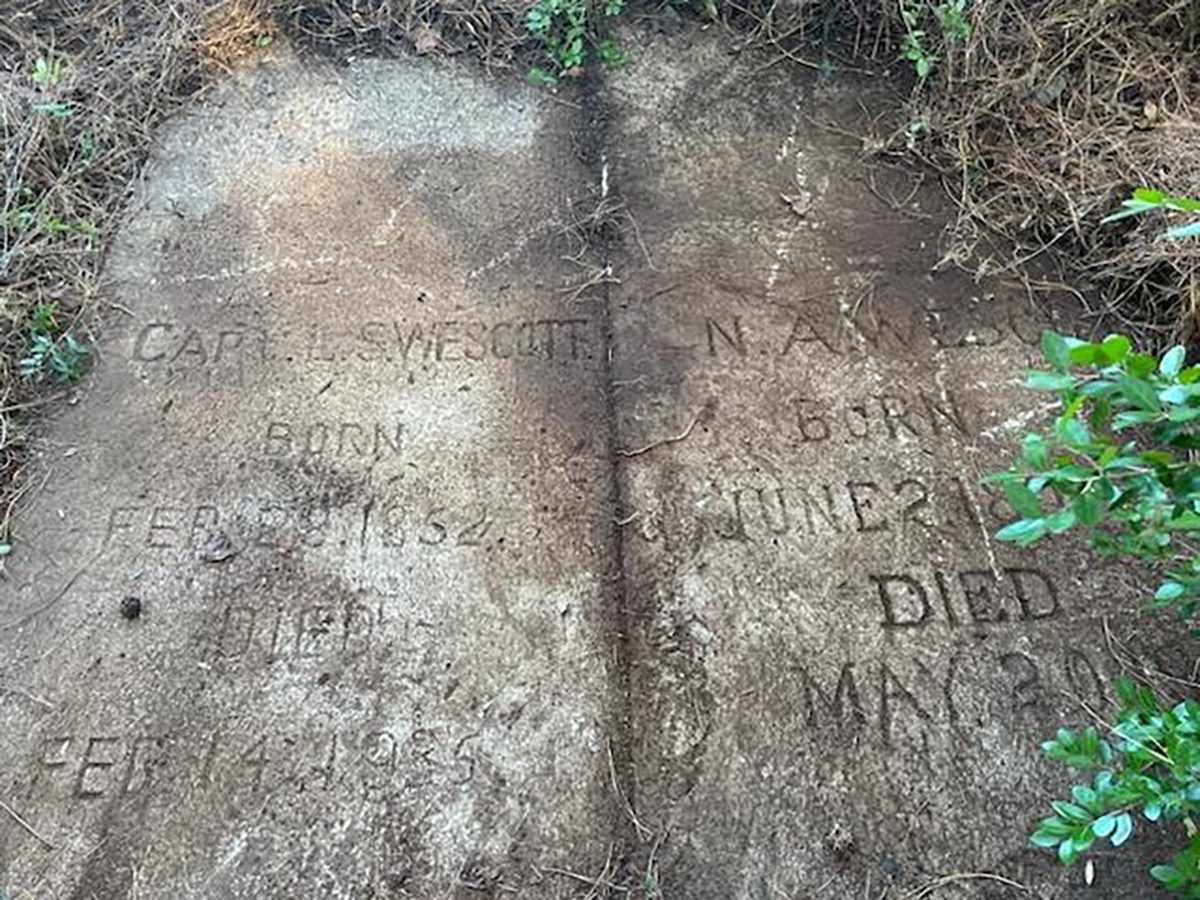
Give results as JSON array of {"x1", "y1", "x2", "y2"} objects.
[
  {"x1": 900, "y1": 0, "x2": 970, "y2": 80},
  {"x1": 991, "y1": 331, "x2": 1200, "y2": 624},
  {"x1": 525, "y1": 0, "x2": 626, "y2": 85},
  {"x1": 1032, "y1": 680, "x2": 1200, "y2": 894},
  {"x1": 993, "y1": 330, "x2": 1200, "y2": 893}
]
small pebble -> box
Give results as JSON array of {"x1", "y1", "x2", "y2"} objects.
[{"x1": 120, "y1": 596, "x2": 142, "y2": 620}]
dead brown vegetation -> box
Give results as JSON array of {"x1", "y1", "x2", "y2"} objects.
[
  {"x1": 920, "y1": 0, "x2": 1200, "y2": 344},
  {"x1": 1, "y1": 1, "x2": 210, "y2": 546},
  {"x1": 728, "y1": 0, "x2": 1199, "y2": 342}
]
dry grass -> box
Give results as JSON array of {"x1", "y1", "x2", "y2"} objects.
[
  {"x1": 0, "y1": 0, "x2": 1197, "y2": 547},
  {"x1": 1, "y1": 0, "x2": 212, "y2": 545},
  {"x1": 723, "y1": 0, "x2": 1200, "y2": 344},
  {"x1": 915, "y1": 0, "x2": 1200, "y2": 345},
  {"x1": 280, "y1": 0, "x2": 531, "y2": 62}
]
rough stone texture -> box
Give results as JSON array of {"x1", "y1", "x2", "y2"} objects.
[
  {"x1": 607, "y1": 30, "x2": 1174, "y2": 899},
  {"x1": 0, "y1": 25, "x2": 1182, "y2": 900},
  {"x1": 0, "y1": 54, "x2": 618, "y2": 898}
]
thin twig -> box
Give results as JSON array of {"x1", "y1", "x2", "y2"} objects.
[
  {"x1": 0, "y1": 798, "x2": 55, "y2": 849},
  {"x1": 617, "y1": 411, "x2": 702, "y2": 458},
  {"x1": 0, "y1": 685, "x2": 54, "y2": 709},
  {"x1": 540, "y1": 866, "x2": 628, "y2": 893},
  {"x1": 607, "y1": 739, "x2": 653, "y2": 841},
  {"x1": 903, "y1": 872, "x2": 1029, "y2": 898}
]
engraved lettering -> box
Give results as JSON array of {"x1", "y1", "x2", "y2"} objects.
[
  {"x1": 706, "y1": 316, "x2": 746, "y2": 357},
  {"x1": 874, "y1": 574, "x2": 931, "y2": 628},
  {"x1": 76, "y1": 736, "x2": 122, "y2": 798}
]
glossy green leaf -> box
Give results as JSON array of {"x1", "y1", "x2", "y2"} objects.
[
  {"x1": 1004, "y1": 480, "x2": 1043, "y2": 518},
  {"x1": 1091, "y1": 814, "x2": 1116, "y2": 838},
  {"x1": 1031, "y1": 829, "x2": 1061, "y2": 848},
  {"x1": 1155, "y1": 581, "x2": 1186, "y2": 601},
  {"x1": 996, "y1": 519, "x2": 1046, "y2": 544},
  {"x1": 1159, "y1": 383, "x2": 1200, "y2": 405},
  {"x1": 1073, "y1": 489, "x2": 1104, "y2": 526},
  {"x1": 1127, "y1": 353, "x2": 1157, "y2": 378},
  {"x1": 1068, "y1": 343, "x2": 1104, "y2": 365},
  {"x1": 1057, "y1": 418, "x2": 1090, "y2": 448},
  {"x1": 1028, "y1": 371, "x2": 1076, "y2": 391},
  {"x1": 1022, "y1": 434, "x2": 1049, "y2": 468},
  {"x1": 1042, "y1": 330, "x2": 1071, "y2": 371},
  {"x1": 1116, "y1": 374, "x2": 1161, "y2": 412},
  {"x1": 1100, "y1": 334, "x2": 1132, "y2": 363},
  {"x1": 1166, "y1": 512, "x2": 1200, "y2": 531},
  {"x1": 1051, "y1": 801, "x2": 1092, "y2": 824},
  {"x1": 1162, "y1": 346, "x2": 1187, "y2": 378},
  {"x1": 1112, "y1": 812, "x2": 1133, "y2": 846},
  {"x1": 1045, "y1": 507, "x2": 1077, "y2": 534},
  {"x1": 1166, "y1": 221, "x2": 1200, "y2": 240},
  {"x1": 1151, "y1": 864, "x2": 1180, "y2": 886},
  {"x1": 1113, "y1": 410, "x2": 1160, "y2": 430}
]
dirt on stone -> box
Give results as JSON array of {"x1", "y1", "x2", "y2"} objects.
[
  {"x1": 1, "y1": 0, "x2": 1197, "y2": 556},
  {"x1": 1, "y1": 0, "x2": 1197, "y2": 895},
  {"x1": 0, "y1": 22, "x2": 1187, "y2": 895}
]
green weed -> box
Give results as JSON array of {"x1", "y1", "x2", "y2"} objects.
[
  {"x1": 2, "y1": 193, "x2": 97, "y2": 244},
  {"x1": 31, "y1": 55, "x2": 64, "y2": 89},
  {"x1": 1104, "y1": 187, "x2": 1200, "y2": 240},
  {"x1": 18, "y1": 303, "x2": 91, "y2": 384},
  {"x1": 900, "y1": 0, "x2": 970, "y2": 80},
  {"x1": 524, "y1": 0, "x2": 627, "y2": 85},
  {"x1": 31, "y1": 100, "x2": 72, "y2": 119}
]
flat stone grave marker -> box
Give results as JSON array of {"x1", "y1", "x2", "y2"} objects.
[{"x1": 0, "y1": 25, "x2": 1179, "y2": 899}]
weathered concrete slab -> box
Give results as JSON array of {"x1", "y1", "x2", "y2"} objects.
[
  {"x1": 0, "y1": 24, "x2": 1182, "y2": 900},
  {"x1": 606, "y1": 29, "x2": 1170, "y2": 898},
  {"x1": 0, "y1": 55, "x2": 619, "y2": 897}
]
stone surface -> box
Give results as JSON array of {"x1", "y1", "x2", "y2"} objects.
[
  {"x1": 0, "y1": 54, "x2": 619, "y2": 898},
  {"x1": 606, "y1": 30, "x2": 1173, "y2": 899},
  {"x1": 0, "y1": 25, "x2": 1181, "y2": 900}
]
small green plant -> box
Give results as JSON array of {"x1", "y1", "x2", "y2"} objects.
[
  {"x1": 1104, "y1": 188, "x2": 1200, "y2": 240},
  {"x1": 2, "y1": 196, "x2": 96, "y2": 243},
  {"x1": 596, "y1": 37, "x2": 627, "y2": 69},
  {"x1": 904, "y1": 116, "x2": 928, "y2": 149},
  {"x1": 899, "y1": 0, "x2": 971, "y2": 80},
  {"x1": 31, "y1": 100, "x2": 72, "y2": 119},
  {"x1": 31, "y1": 55, "x2": 63, "y2": 89},
  {"x1": 524, "y1": 0, "x2": 626, "y2": 85},
  {"x1": 933, "y1": 0, "x2": 970, "y2": 42},
  {"x1": 992, "y1": 330, "x2": 1200, "y2": 893},
  {"x1": 18, "y1": 303, "x2": 91, "y2": 384}
]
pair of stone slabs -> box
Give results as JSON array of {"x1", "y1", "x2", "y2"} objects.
[{"x1": 0, "y1": 26, "x2": 1171, "y2": 899}]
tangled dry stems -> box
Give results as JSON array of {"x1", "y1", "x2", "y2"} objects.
[
  {"x1": 726, "y1": 0, "x2": 1200, "y2": 344},
  {"x1": 1, "y1": 1, "x2": 210, "y2": 524},
  {"x1": 917, "y1": 0, "x2": 1200, "y2": 345}
]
